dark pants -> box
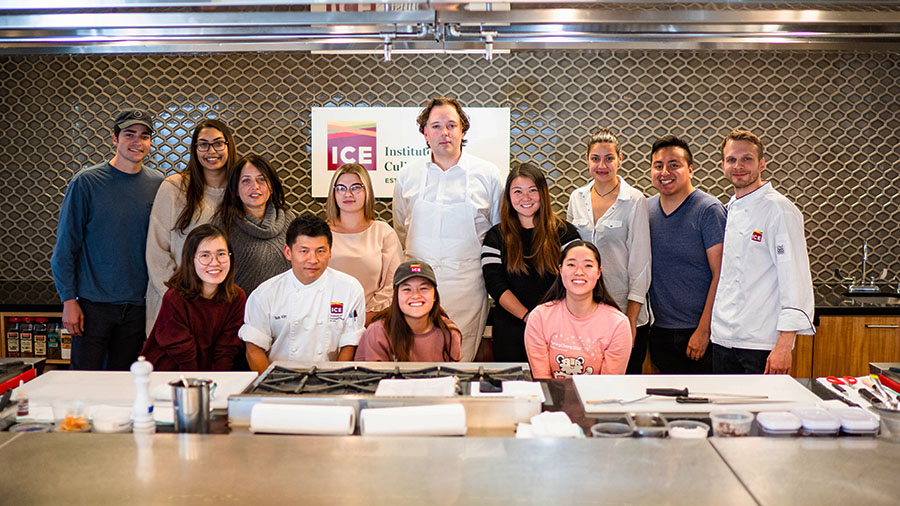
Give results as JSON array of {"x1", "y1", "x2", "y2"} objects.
[
  {"x1": 490, "y1": 311, "x2": 529, "y2": 363},
  {"x1": 648, "y1": 326, "x2": 713, "y2": 374},
  {"x1": 625, "y1": 324, "x2": 651, "y2": 375},
  {"x1": 711, "y1": 343, "x2": 770, "y2": 374},
  {"x1": 71, "y1": 299, "x2": 147, "y2": 371}
]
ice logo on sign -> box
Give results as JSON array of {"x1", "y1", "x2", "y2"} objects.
[{"x1": 327, "y1": 121, "x2": 376, "y2": 171}]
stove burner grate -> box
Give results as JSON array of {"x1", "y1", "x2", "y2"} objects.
[{"x1": 253, "y1": 364, "x2": 529, "y2": 395}]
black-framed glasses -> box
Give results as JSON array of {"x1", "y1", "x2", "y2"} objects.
[
  {"x1": 334, "y1": 183, "x2": 365, "y2": 194},
  {"x1": 195, "y1": 251, "x2": 231, "y2": 265},
  {"x1": 196, "y1": 140, "x2": 227, "y2": 152}
]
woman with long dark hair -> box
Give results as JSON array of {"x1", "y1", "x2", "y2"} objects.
[
  {"x1": 567, "y1": 128, "x2": 650, "y2": 374},
  {"x1": 213, "y1": 153, "x2": 294, "y2": 295},
  {"x1": 524, "y1": 240, "x2": 631, "y2": 378},
  {"x1": 481, "y1": 163, "x2": 579, "y2": 362},
  {"x1": 355, "y1": 261, "x2": 461, "y2": 362},
  {"x1": 140, "y1": 224, "x2": 246, "y2": 371},
  {"x1": 146, "y1": 119, "x2": 237, "y2": 334}
]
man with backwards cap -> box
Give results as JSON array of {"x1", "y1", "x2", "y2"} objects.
[
  {"x1": 51, "y1": 108, "x2": 164, "y2": 370},
  {"x1": 393, "y1": 97, "x2": 503, "y2": 361}
]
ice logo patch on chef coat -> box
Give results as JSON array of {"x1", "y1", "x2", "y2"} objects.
[
  {"x1": 329, "y1": 302, "x2": 344, "y2": 321},
  {"x1": 327, "y1": 121, "x2": 377, "y2": 171},
  {"x1": 751, "y1": 229, "x2": 763, "y2": 242}
]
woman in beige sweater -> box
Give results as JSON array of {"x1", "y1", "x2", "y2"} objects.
[
  {"x1": 145, "y1": 119, "x2": 237, "y2": 334},
  {"x1": 326, "y1": 163, "x2": 403, "y2": 325}
]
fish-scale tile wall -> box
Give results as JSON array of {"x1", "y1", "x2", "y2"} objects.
[{"x1": 0, "y1": 50, "x2": 898, "y2": 288}]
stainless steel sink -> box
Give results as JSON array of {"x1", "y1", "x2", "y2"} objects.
[{"x1": 842, "y1": 292, "x2": 900, "y2": 305}]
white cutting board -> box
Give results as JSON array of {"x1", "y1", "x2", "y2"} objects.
[
  {"x1": 23, "y1": 370, "x2": 257, "y2": 410},
  {"x1": 573, "y1": 375, "x2": 823, "y2": 414}
]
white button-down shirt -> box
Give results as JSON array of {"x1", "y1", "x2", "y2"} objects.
[
  {"x1": 711, "y1": 183, "x2": 815, "y2": 350},
  {"x1": 239, "y1": 267, "x2": 366, "y2": 362},
  {"x1": 392, "y1": 151, "x2": 503, "y2": 252},
  {"x1": 567, "y1": 176, "x2": 651, "y2": 326}
]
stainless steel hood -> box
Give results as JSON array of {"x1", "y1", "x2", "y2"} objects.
[{"x1": 2, "y1": 1, "x2": 900, "y2": 55}]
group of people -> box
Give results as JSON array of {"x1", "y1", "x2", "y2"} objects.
[{"x1": 50, "y1": 97, "x2": 815, "y2": 380}]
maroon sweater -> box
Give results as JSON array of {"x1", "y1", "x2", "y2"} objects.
[{"x1": 141, "y1": 287, "x2": 246, "y2": 371}]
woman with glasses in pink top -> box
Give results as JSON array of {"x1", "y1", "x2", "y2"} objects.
[
  {"x1": 325, "y1": 163, "x2": 403, "y2": 325},
  {"x1": 524, "y1": 240, "x2": 631, "y2": 379}
]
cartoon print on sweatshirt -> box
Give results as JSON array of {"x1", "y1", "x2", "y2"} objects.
[{"x1": 555, "y1": 354, "x2": 594, "y2": 378}]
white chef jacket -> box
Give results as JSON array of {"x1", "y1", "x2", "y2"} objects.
[
  {"x1": 567, "y1": 176, "x2": 651, "y2": 326},
  {"x1": 711, "y1": 183, "x2": 815, "y2": 351},
  {"x1": 239, "y1": 267, "x2": 366, "y2": 362},
  {"x1": 393, "y1": 151, "x2": 503, "y2": 253}
]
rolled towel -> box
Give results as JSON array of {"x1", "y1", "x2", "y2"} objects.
[
  {"x1": 250, "y1": 403, "x2": 356, "y2": 435},
  {"x1": 360, "y1": 403, "x2": 467, "y2": 436}
]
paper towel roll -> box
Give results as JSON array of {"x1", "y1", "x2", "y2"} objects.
[
  {"x1": 360, "y1": 403, "x2": 467, "y2": 436},
  {"x1": 250, "y1": 403, "x2": 356, "y2": 435}
]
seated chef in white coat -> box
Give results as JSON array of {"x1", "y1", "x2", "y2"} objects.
[
  {"x1": 393, "y1": 97, "x2": 503, "y2": 362},
  {"x1": 239, "y1": 213, "x2": 366, "y2": 374}
]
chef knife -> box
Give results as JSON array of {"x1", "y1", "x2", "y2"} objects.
[{"x1": 646, "y1": 387, "x2": 768, "y2": 399}]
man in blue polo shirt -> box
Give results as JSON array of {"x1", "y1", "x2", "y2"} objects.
[
  {"x1": 647, "y1": 135, "x2": 726, "y2": 374},
  {"x1": 51, "y1": 108, "x2": 164, "y2": 370}
]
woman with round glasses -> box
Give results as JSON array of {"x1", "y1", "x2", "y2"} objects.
[
  {"x1": 566, "y1": 128, "x2": 650, "y2": 374},
  {"x1": 213, "y1": 153, "x2": 294, "y2": 295},
  {"x1": 146, "y1": 119, "x2": 237, "y2": 334},
  {"x1": 325, "y1": 163, "x2": 403, "y2": 324},
  {"x1": 140, "y1": 224, "x2": 246, "y2": 371}
]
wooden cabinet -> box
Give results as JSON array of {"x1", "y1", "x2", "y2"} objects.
[
  {"x1": 811, "y1": 315, "x2": 900, "y2": 378},
  {"x1": 791, "y1": 333, "x2": 814, "y2": 379}
]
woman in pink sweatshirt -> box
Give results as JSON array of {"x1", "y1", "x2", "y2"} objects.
[{"x1": 524, "y1": 240, "x2": 632, "y2": 378}]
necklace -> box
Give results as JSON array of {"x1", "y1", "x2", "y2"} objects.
[{"x1": 592, "y1": 181, "x2": 619, "y2": 199}]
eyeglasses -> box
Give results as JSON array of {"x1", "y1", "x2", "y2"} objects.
[
  {"x1": 195, "y1": 251, "x2": 231, "y2": 265},
  {"x1": 334, "y1": 183, "x2": 365, "y2": 194},
  {"x1": 196, "y1": 140, "x2": 227, "y2": 152}
]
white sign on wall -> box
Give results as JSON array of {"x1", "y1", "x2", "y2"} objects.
[{"x1": 311, "y1": 107, "x2": 510, "y2": 198}]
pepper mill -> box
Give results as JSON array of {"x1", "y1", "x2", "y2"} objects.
[{"x1": 131, "y1": 356, "x2": 155, "y2": 434}]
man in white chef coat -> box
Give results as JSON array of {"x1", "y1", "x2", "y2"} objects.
[
  {"x1": 239, "y1": 213, "x2": 366, "y2": 374},
  {"x1": 393, "y1": 97, "x2": 503, "y2": 361},
  {"x1": 710, "y1": 130, "x2": 815, "y2": 375}
]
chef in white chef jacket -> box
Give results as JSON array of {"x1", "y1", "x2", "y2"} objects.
[{"x1": 393, "y1": 97, "x2": 503, "y2": 361}]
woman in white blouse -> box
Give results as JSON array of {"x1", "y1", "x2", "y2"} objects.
[
  {"x1": 326, "y1": 163, "x2": 404, "y2": 325},
  {"x1": 566, "y1": 128, "x2": 651, "y2": 374}
]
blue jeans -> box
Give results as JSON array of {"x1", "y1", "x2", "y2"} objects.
[
  {"x1": 71, "y1": 299, "x2": 146, "y2": 371},
  {"x1": 711, "y1": 343, "x2": 769, "y2": 374}
]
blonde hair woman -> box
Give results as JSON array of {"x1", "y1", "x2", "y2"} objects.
[{"x1": 326, "y1": 163, "x2": 403, "y2": 324}]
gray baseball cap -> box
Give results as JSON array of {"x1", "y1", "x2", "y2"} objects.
[
  {"x1": 114, "y1": 108, "x2": 154, "y2": 133},
  {"x1": 393, "y1": 260, "x2": 437, "y2": 287}
]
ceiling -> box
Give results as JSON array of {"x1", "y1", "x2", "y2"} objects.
[{"x1": 2, "y1": 1, "x2": 900, "y2": 56}]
